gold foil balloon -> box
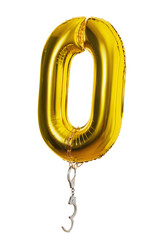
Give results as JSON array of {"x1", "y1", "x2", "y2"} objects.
[
  {"x1": 38, "y1": 17, "x2": 126, "y2": 163},
  {"x1": 38, "y1": 17, "x2": 126, "y2": 232}
]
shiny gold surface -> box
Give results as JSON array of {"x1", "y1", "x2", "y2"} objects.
[{"x1": 38, "y1": 17, "x2": 126, "y2": 163}]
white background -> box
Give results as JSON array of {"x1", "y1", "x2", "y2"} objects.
[{"x1": 0, "y1": 0, "x2": 160, "y2": 239}]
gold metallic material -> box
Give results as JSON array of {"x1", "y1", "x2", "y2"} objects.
[{"x1": 38, "y1": 17, "x2": 126, "y2": 163}]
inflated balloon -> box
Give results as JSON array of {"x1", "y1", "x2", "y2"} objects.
[{"x1": 38, "y1": 17, "x2": 126, "y2": 232}]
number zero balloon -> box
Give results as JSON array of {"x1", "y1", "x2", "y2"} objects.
[{"x1": 38, "y1": 17, "x2": 126, "y2": 163}]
